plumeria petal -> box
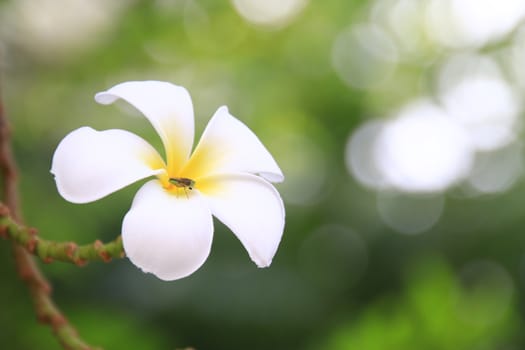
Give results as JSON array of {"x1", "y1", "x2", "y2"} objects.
[
  {"x1": 198, "y1": 173, "x2": 285, "y2": 267},
  {"x1": 181, "y1": 106, "x2": 284, "y2": 183},
  {"x1": 51, "y1": 127, "x2": 165, "y2": 204},
  {"x1": 122, "y1": 180, "x2": 214, "y2": 281},
  {"x1": 95, "y1": 81, "x2": 194, "y2": 174}
]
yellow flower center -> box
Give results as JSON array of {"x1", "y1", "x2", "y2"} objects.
[{"x1": 152, "y1": 133, "x2": 223, "y2": 195}]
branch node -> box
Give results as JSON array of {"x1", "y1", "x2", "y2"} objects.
[
  {"x1": 50, "y1": 314, "x2": 68, "y2": 328},
  {"x1": 94, "y1": 239, "x2": 112, "y2": 262},
  {"x1": 94, "y1": 239, "x2": 103, "y2": 249},
  {"x1": 100, "y1": 251, "x2": 112, "y2": 262},
  {"x1": 26, "y1": 236, "x2": 38, "y2": 253},
  {"x1": 66, "y1": 242, "x2": 77, "y2": 258},
  {"x1": 38, "y1": 313, "x2": 67, "y2": 328}
]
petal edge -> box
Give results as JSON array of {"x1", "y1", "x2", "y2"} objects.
[
  {"x1": 95, "y1": 81, "x2": 195, "y2": 174},
  {"x1": 182, "y1": 106, "x2": 284, "y2": 183},
  {"x1": 199, "y1": 173, "x2": 285, "y2": 267},
  {"x1": 122, "y1": 180, "x2": 214, "y2": 281},
  {"x1": 51, "y1": 127, "x2": 165, "y2": 203}
]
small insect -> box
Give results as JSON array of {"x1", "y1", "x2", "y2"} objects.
[{"x1": 169, "y1": 177, "x2": 196, "y2": 198}]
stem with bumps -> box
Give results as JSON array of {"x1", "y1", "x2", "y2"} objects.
[{"x1": 0, "y1": 205, "x2": 124, "y2": 265}]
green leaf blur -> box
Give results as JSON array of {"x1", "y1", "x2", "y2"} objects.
[{"x1": 1, "y1": 0, "x2": 525, "y2": 349}]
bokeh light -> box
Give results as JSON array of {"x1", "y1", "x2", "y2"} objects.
[
  {"x1": 376, "y1": 191, "x2": 444, "y2": 234},
  {"x1": 438, "y1": 56, "x2": 520, "y2": 151},
  {"x1": 332, "y1": 23, "x2": 398, "y2": 89},
  {"x1": 230, "y1": 0, "x2": 308, "y2": 29},
  {"x1": 466, "y1": 143, "x2": 523, "y2": 194},
  {"x1": 375, "y1": 100, "x2": 473, "y2": 193},
  {"x1": 345, "y1": 0, "x2": 525, "y2": 236},
  {"x1": 508, "y1": 25, "x2": 525, "y2": 90},
  {"x1": 372, "y1": 0, "x2": 438, "y2": 61},
  {"x1": 424, "y1": 0, "x2": 525, "y2": 48},
  {"x1": 345, "y1": 120, "x2": 389, "y2": 191},
  {"x1": 0, "y1": 0, "x2": 126, "y2": 62},
  {"x1": 446, "y1": 0, "x2": 525, "y2": 47}
]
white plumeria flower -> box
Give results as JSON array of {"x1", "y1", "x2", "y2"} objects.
[{"x1": 51, "y1": 81, "x2": 285, "y2": 281}]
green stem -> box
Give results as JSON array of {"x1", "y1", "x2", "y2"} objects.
[{"x1": 0, "y1": 204, "x2": 125, "y2": 265}]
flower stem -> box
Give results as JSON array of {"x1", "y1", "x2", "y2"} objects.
[{"x1": 0, "y1": 205, "x2": 124, "y2": 265}]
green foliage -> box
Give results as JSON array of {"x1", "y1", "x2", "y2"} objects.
[
  {"x1": 324, "y1": 260, "x2": 520, "y2": 350},
  {"x1": 69, "y1": 306, "x2": 172, "y2": 350}
]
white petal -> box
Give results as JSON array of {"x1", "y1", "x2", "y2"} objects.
[
  {"x1": 51, "y1": 127, "x2": 165, "y2": 204},
  {"x1": 200, "y1": 173, "x2": 285, "y2": 267},
  {"x1": 182, "y1": 106, "x2": 284, "y2": 183},
  {"x1": 95, "y1": 81, "x2": 194, "y2": 174},
  {"x1": 122, "y1": 180, "x2": 214, "y2": 281}
]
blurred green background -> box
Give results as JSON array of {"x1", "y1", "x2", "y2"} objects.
[{"x1": 2, "y1": 0, "x2": 525, "y2": 349}]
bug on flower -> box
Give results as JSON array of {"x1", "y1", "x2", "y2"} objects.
[
  {"x1": 169, "y1": 177, "x2": 196, "y2": 198},
  {"x1": 169, "y1": 177, "x2": 195, "y2": 190}
]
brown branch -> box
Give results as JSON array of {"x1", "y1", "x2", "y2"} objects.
[
  {"x1": 0, "y1": 85, "x2": 102, "y2": 349},
  {"x1": 0, "y1": 205, "x2": 124, "y2": 265}
]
